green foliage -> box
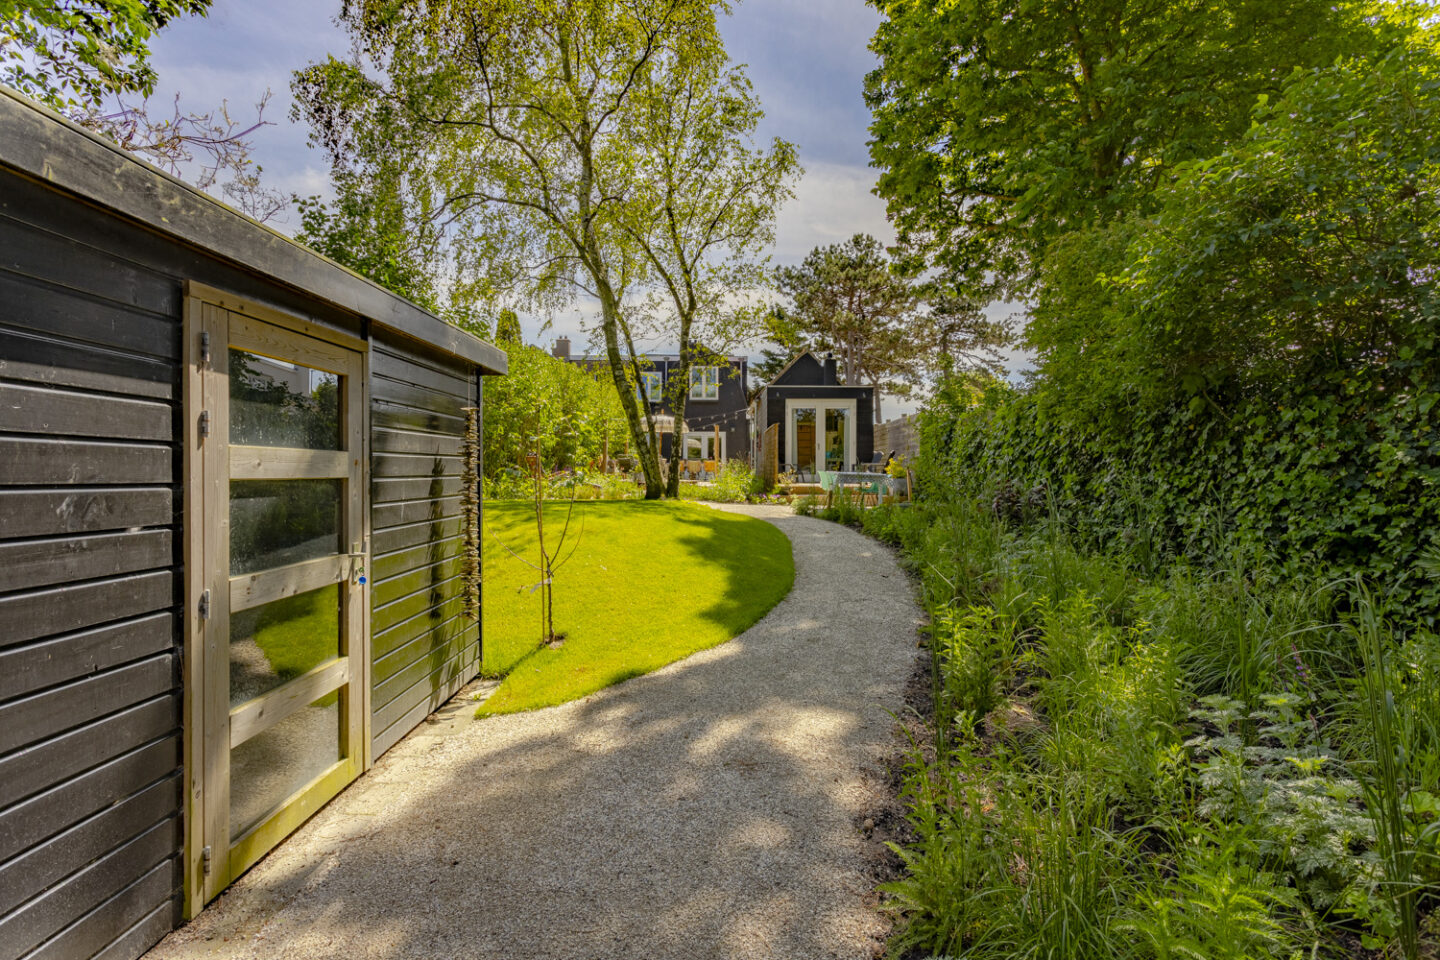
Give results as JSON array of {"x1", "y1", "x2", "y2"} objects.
[
  {"x1": 919, "y1": 369, "x2": 1440, "y2": 623},
  {"x1": 865, "y1": 0, "x2": 1372, "y2": 297},
  {"x1": 1029, "y1": 39, "x2": 1440, "y2": 417},
  {"x1": 929, "y1": 605, "x2": 1009, "y2": 729},
  {"x1": 676, "y1": 459, "x2": 755, "y2": 503},
  {"x1": 294, "y1": 0, "x2": 795, "y2": 499},
  {"x1": 873, "y1": 493, "x2": 1440, "y2": 958},
  {"x1": 482, "y1": 342, "x2": 627, "y2": 479},
  {"x1": 775, "y1": 233, "x2": 919, "y2": 403},
  {"x1": 1, "y1": 0, "x2": 211, "y2": 110}
]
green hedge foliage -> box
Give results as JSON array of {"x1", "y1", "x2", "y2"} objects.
[{"x1": 918, "y1": 365, "x2": 1440, "y2": 623}]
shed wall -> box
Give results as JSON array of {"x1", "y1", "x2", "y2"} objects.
[
  {"x1": 368, "y1": 337, "x2": 482, "y2": 759},
  {"x1": 0, "y1": 173, "x2": 184, "y2": 960},
  {"x1": 763, "y1": 385, "x2": 875, "y2": 467},
  {"x1": 0, "y1": 166, "x2": 485, "y2": 960}
]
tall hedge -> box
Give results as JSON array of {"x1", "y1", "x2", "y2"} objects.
[{"x1": 919, "y1": 365, "x2": 1440, "y2": 622}]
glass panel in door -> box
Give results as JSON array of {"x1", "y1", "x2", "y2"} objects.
[
  {"x1": 824, "y1": 406, "x2": 849, "y2": 470},
  {"x1": 229, "y1": 349, "x2": 341, "y2": 449},
  {"x1": 793, "y1": 407, "x2": 816, "y2": 475}
]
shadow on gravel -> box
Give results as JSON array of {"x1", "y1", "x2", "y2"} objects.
[{"x1": 153, "y1": 516, "x2": 916, "y2": 960}]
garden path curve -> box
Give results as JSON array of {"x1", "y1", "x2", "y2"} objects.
[{"x1": 146, "y1": 505, "x2": 923, "y2": 960}]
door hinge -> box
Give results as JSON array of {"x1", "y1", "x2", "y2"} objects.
[
  {"x1": 199, "y1": 589, "x2": 211, "y2": 621},
  {"x1": 199, "y1": 331, "x2": 211, "y2": 366},
  {"x1": 201, "y1": 845, "x2": 213, "y2": 875},
  {"x1": 198, "y1": 409, "x2": 211, "y2": 439}
]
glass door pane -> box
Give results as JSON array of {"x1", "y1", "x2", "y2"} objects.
[
  {"x1": 793, "y1": 407, "x2": 816, "y2": 474},
  {"x1": 229, "y1": 693, "x2": 342, "y2": 839},
  {"x1": 824, "y1": 407, "x2": 849, "y2": 470},
  {"x1": 229, "y1": 349, "x2": 340, "y2": 448}
]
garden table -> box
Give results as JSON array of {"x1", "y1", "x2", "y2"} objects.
[{"x1": 817, "y1": 470, "x2": 888, "y2": 500}]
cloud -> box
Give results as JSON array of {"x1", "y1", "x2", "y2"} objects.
[{"x1": 773, "y1": 161, "x2": 893, "y2": 263}]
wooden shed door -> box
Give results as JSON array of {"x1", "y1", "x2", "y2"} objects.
[{"x1": 186, "y1": 300, "x2": 368, "y2": 910}]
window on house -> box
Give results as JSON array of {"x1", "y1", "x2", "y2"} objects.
[
  {"x1": 636, "y1": 370, "x2": 663, "y2": 403},
  {"x1": 689, "y1": 365, "x2": 720, "y2": 401}
]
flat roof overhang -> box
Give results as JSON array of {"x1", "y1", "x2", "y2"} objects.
[{"x1": 0, "y1": 87, "x2": 506, "y2": 376}]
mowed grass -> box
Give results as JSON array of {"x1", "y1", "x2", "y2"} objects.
[{"x1": 478, "y1": 500, "x2": 793, "y2": 715}]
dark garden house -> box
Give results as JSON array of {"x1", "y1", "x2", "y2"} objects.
[
  {"x1": 0, "y1": 90, "x2": 506, "y2": 960},
  {"x1": 751, "y1": 351, "x2": 876, "y2": 478}
]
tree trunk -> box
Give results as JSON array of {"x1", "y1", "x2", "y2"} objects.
[
  {"x1": 666, "y1": 333, "x2": 692, "y2": 499},
  {"x1": 574, "y1": 112, "x2": 665, "y2": 500},
  {"x1": 596, "y1": 296, "x2": 665, "y2": 499}
]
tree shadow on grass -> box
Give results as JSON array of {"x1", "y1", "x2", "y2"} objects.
[{"x1": 476, "y1": 502, "x2": 795, "y2": 714}]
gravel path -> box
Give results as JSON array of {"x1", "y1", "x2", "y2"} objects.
[{"x1": 147, "y1": 505, "x2": 923, "y2": 960}]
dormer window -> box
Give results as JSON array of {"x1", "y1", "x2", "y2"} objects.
[{"x1": 689, "y1": 365, "x2": 720, "y2": 401}]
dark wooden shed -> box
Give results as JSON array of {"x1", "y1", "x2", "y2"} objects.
[
  {"x1": 0, "y1": 90, "x2": 506, "y2": 960},
  {"x1": 751, "y1": 351, "x2": 875, "y2": 476}
]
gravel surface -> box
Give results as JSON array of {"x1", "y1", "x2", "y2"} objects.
[{"x1": 147, "y1": 506, "x2": 923, "y2": 960}]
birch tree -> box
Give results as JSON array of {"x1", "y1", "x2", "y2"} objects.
[
  {"x1": 295, "y1": 0, "x2": 776, "y2": 499},
  {"x1": 618, "y1": 38, "x2": 799, "y2": 496}
]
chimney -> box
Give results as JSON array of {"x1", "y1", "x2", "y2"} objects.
[
  {"x1": 823, "y1": 353, "x2": 838, "y2": 385},
  {"x1": 551, "y1": 337, "x2": 571, "y2": 361}
]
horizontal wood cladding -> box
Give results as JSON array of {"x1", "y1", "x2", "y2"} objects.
[
  {"x1": 372, "y1": 594, "x2": 468, "y2": 664},
  {"x1": 0, "y1": 272, "x2": 179, "y2": 362},
  {"x1": 373, "y1": 645, "x2": 477, "y2": 751},
  {"x1": 372, "y1": 496, "x2": 461, "y2": 531},
  {"x1": 368, "y1": 333, "x2": 479, "y2": 762},
  {"x1": 0, "y1": 655, "x2": 175, "y2": 755},
  {"x1": 0, "y1": 776, "x2": 176, "y2": 919},
  {"x1": 371, "y1": 535, "x2": 464, "y2": 583},
  {"x1": 0, "y1": 382, "x2": 172, "y2": 441},
  {"x1": 0, "y1": 171, "x2": 185, "y2": 960},
  {"x1": 0, "y1": 571, "x2": 175, "y2": 649},
  {"x1": 371, "y1": 514, "x2": 463, "y2": 556},
  {"x1": 0, "y1": 531, "x2": 172, "y2": 595},
  {"x1": 372, "y1": 476, "x2": 465, "y2": 505},
  {"x1": 371, "y1": 402, "x2": 465, "y2": 437},
  {"x1": 0, "y1": 614, "x2": 175, "y2": 702},
  {"x1": 371, "y1": 452, "x2": 463, "y2": 481},
  {"x1": 0, "y1": 488, "x2": 173, "y2": 538},
  {"x1": 0, "y1": 736, "x2": 178, "y2": 865},
  {"x1": 373, "y1": 618, "x2": 474, "y2": 694},
  {"x1": 21, "y1": 858, "x2": 175, "y2": 960},
  {"x1": 0, "y1": 697, "x2": 176, "y2": 811},
  {"x1": 0, "y1": 817, "x2": 176, "y2": 959},
  {"x1": 371, "y1": 555, "x2": 463, "y2": 609},
  {"x1": 0, "y1": 437, "x2": 172, "y2": 486},
  {"x1": 0, "y1": 324, "x2": 174, "y2": 401}
]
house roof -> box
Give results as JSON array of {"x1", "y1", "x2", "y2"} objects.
[
  {"x1": 765, "y1": 350, "x2": 824, "y2": 387},
  {"x1": 0, "y1": 87, "x2": 506, "y2": 375}
]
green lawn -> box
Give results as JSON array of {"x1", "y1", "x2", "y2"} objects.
[{"x1": 478, "y1": 500, "x2": 793, "y2": 715}]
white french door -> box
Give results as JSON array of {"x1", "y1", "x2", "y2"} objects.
[{"x1": 785, "y1": 399, "x2": 856, "y2": 473}]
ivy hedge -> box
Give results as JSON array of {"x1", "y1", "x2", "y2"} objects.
[{"x1": 919, "y1": 364, "x2": 1440, "y2": 623}]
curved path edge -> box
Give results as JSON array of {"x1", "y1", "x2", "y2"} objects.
[{"x1": 147, "y1": 505, "x2": 924, "y2": 960}]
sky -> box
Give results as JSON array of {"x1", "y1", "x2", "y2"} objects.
[{"x1": 141, "y1": 0, "x2": 989, "y2": 417}]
